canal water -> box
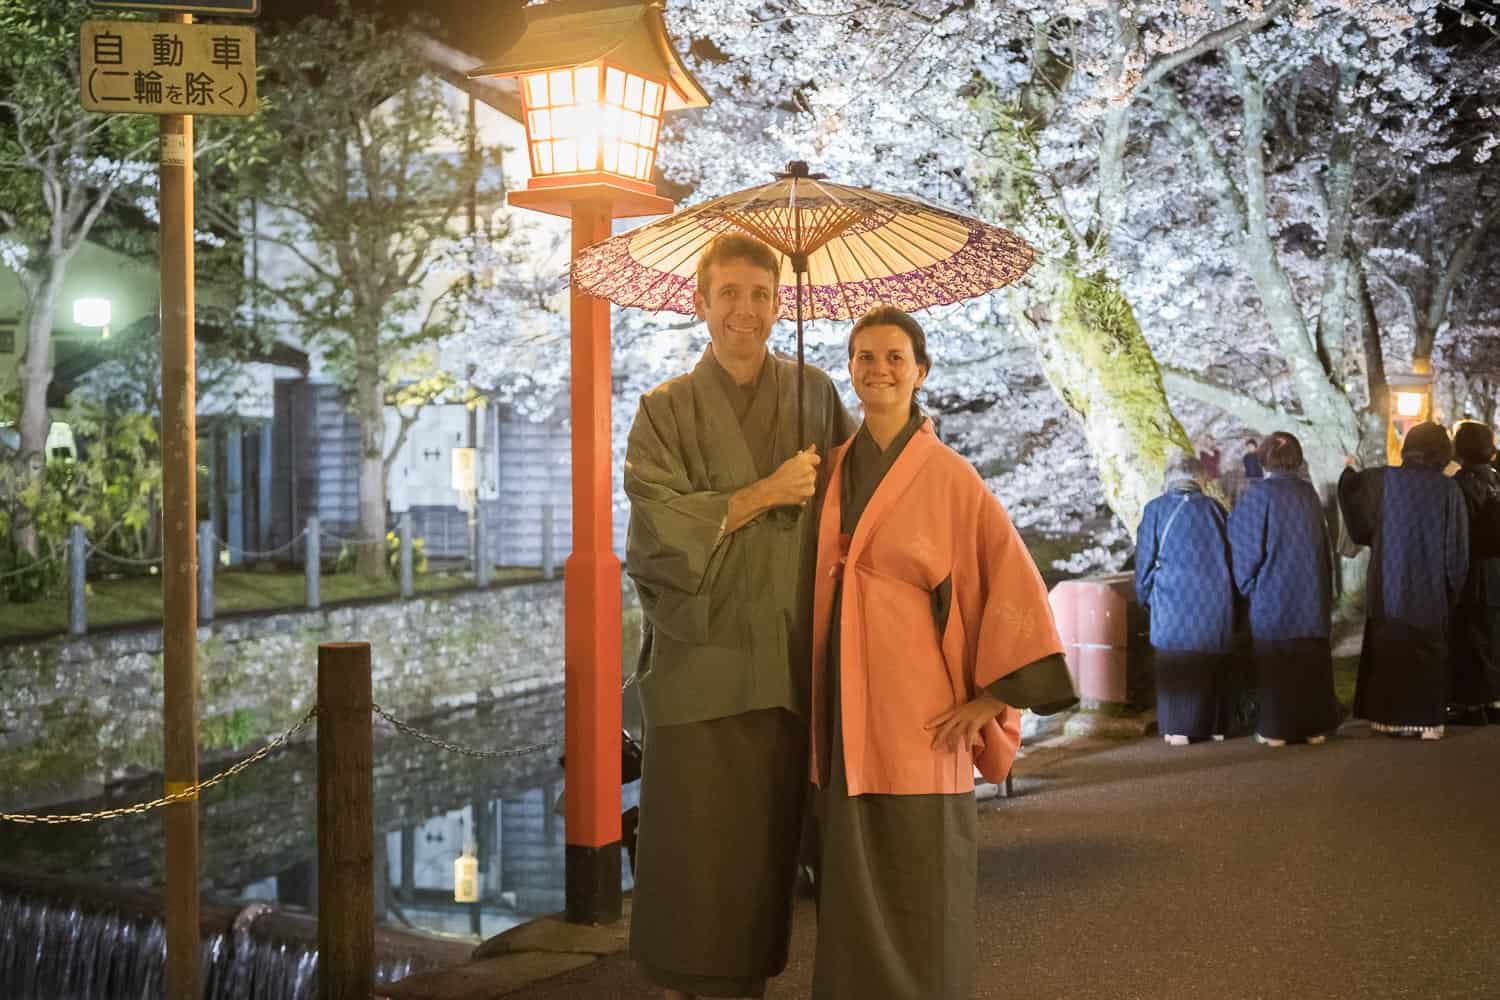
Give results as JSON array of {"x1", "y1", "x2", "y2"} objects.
[{"x1": 1, "y1": 683, "x2": 642, "y2": 995}]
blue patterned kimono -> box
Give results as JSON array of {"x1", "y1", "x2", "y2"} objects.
[
  {"x1": 1229, "y1": 473, "x2": 1341, "y2": 741},
  {"x1": 1136, "y1": 485, "x2": 1235, "y2": 653},
  {"x1": 1136, "y1": 483, "x2": 1236, "y2": 738},
  {"x1": 1339, "y1": 465, "x2": 1469, "y2": 729},
  {"x1": 1228, "y1": 474, "x2": 1331, "y2": 640}
]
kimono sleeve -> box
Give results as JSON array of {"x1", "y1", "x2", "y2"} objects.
[
  {"x1": 1134, "y1": 501, "x2": 1160, "y2": 608},
  {"x1": 1227, "y1": 487, "x2": 1267, "y2": 597},
  {"x1": 964, "y1": 485, "x2": 1066, "y2": 693},
  {"x1": 1338, "y1": 466, "x2": 1379, "y2": 547},
  {"x1": 1445, "y1": 480, "x2": 1471, "y2": 602},
  {"x1": 624, "y1": 394, "x2": 732, "y2": 621}
]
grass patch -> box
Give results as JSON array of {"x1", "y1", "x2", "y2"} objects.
[
  {"x1": 1333, "y1": 654, "x2": 1360, "y2": 709},
  {"x1": 0, "y1": 567, "x2": 543, "y2": 640}
]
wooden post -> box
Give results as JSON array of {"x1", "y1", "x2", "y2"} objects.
[
  {"x1": 197, "y1": 521, "x2": 214, "y2": 625},
  {"x1": 563, "y1": 200, "x2": 623, "y2": 924},
  {"x1": 67, "y1": 524, "x2": 86, "y2": 637},
  {"x1": 159, "y1": 14, "x2": 200, "y2": 995},
  {"x1": 317, "y1": 641, "x2": 374, "y2": 1000}
]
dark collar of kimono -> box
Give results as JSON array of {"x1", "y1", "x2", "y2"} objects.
[
  {"x1": 692, "y1": 346, "x2": 785, "y2": 483},
  {"x1": 840, "y1": 403, "x2": 926, "y2": 536},
  {"x1": 702, "y1": 347, "x2": 770, "y2": 420},
  {"x1": 836, "y1": 411, "x2": 939, "y2": 570},
  {"x1": 1166, "y1": 479, "x2": 1203, "y2": 495}
]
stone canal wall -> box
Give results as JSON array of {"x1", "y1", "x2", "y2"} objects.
[{"x1": 0, "y1": 581, "x2": 579, "y2": 809}]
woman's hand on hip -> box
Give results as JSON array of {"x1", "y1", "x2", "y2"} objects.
[{"x1": 924, "y1": 692, "x2": 1006, "y2": 753}]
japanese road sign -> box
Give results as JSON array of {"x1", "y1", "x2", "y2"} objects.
[
  {"x1": 92, "y1": 1, "x2": 260, "y2": 14},
  {"x1": 81, "y1": 20, "x2": 255, "y2": 117}
]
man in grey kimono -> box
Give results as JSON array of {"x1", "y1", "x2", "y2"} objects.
[{"x1": 625, "y1": 232, "x2": 853, "y2": 999}]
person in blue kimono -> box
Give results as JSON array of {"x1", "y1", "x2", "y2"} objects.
[
  {"x1": 1448, "y1": 421, "x2": 1500, "y2": 725},
  {"x1": 1228, "y1": 432, "x2": 1342, "y2": 746},
  {"x1": 1338, "y1": 422, "x2": 1469, "y2": 740},
  {"x1": 1135, "y1": 452, "x2": 1236, "y2": 745}
]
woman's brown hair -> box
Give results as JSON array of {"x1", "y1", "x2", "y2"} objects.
[{"x1": 848, "y1": 306, "x2": 932, "y2": 372}]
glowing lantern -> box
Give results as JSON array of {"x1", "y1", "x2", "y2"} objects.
[
  {"x1": 1387, "y1": 368, "x2": 1436, "y2": 464},
  {"x1": 454, "y1": 847, "x2": 479, "y2": 904},
  {"x1": 521, "y1": 65, "x2": 666, "y2": 185},
  {"x1": 470, "y1": 0, "x2": 708, "y2": 216}
]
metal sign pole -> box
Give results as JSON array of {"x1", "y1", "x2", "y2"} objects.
[{"x1": 158, "y1": 11, "x2": 200, "y2": 997}]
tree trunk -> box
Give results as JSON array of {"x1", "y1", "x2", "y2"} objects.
[
  {"x1": 12, "y1": 262, "x2": 66, "y2": 558},
  {"x1": 354, "y1": 357, "x2": 387, "y2": 581},
  {"x1": 1011, "y1": 260, "x2": 1192, "y2": 532}
]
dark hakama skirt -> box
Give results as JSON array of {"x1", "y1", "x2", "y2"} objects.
[
  {"x1": 1252, "y1": 637, "x2": 1341, "y2": 741},
  {"x1": 1449, "y1": 596, "x2": 1500, "y2": 711},
  {"x1": 1355, "y1": 618, "x2": 1449, "y2": 729},
  {"x1": 812, "y1": 639, "x2": 976, "y2": 1000},
  {"x1": 1151, "y1": 648, "x2": 1233, "y2": 738},
  {"x1": 630, "y1": 709, "x2": 807, "y2": 998}
]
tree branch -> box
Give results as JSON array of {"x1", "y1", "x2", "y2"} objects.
[
  {"x1": 1151, "y1": 87, "x2": 1248, "y2": 232},
  {"x1": 1414, "y1": 202, "x2": 1499, "y2": 360},
  {"x1": 1162, "y1": 367, "x2": 1292, "y2": 431},
  {"x1": 1133, "y1": 0, "x2": 1295, "y2": 97}
]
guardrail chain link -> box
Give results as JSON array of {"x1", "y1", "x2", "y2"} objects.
[
  {"x1": 0, "y1": 705, "x2": 318, "y2": 826},
  {"x1": 0, "y1": 554, "x2": 61, "y2": 580},
  {"x1": 88, "y1": 549, "x2": 164, "y2": 567},
  {"x1": 371, "y1": 702, "x2": 560, "y2": 760},
  {"x1": 210, "y1": 528, "x2": 308, "y2": 560},
  {"x1": 321, "y1": 530, "x2": 387, "y2": 547},
  {"x1": 3, "y1": 671, "x2": 638, "y2": 824}
]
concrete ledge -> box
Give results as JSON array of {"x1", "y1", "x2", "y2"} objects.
[
  {"x1": 472, "y1": 907, "x2": 629, "y2": 959},
  {"x1": 380, "y1": 899, "x2": 633, "y2": 999},
  {"x1": 1060, "y1": 707, "x2": 1156, "y2": 740},
  {"x1": 376, "y1": 953, "x2": 596, "y2": 1000}
]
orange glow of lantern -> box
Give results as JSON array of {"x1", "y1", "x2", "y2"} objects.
[
  {"x1": 1394, "y1": 390, "x2": 1424, "y2": 418},
  {"x1": 522, "y1": 63, "x2": 666, "y2": 185},
  {"x1": 469, "y1": 0, "x2": 708, "y2": 218}
]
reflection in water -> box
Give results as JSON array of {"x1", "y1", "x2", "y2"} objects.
[{"x1": 2, "y1": 684, "x2": 641, "y2": 994}]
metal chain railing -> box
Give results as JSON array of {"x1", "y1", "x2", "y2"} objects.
[
  {"x1": 88, "y1": 548, "x2": 164, "y2": 567},
  {"x1": 0, "y1": 554, "x2": 61, "y2": 580},
  {"x1": 371, "y1": 702, "x2": 561, "y2": 759},
  {"x1": 0, "y1": 705, "x2": 318, "y2": 826},
  {"x1": 321, "y1": 530, "x2": 387, "y2": 547},
  {"x1": 209, "y1": 528, "x2": 308, "y2": 561}
]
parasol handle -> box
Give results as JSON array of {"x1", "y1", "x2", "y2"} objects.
[{"x1": 793, "y1": 260, "x2": 807, "y2": 448}]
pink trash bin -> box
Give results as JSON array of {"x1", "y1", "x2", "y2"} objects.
[{"x1": 1048, "y1": 574, "x2": 1137, "y2": 706}]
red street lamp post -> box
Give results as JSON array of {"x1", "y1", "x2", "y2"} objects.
[{"x1": 469, "y1": 0, "x2": 708, "y2": 925}]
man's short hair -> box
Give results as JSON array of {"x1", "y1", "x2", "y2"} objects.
[
  {"x1": 1163, "y1": 450, "x2": 1203, "y2": 489},
  {"x1": 1259, "y1": 431, "x2": 1304, "y2": 473},
  {"x1": 1401, "y1": 422, "x2": 1453, "y2": 468},
  {"x1": 1454, "y1": 421, "x2": 1496, "y2": 465},
  {"x1": 695, "y1": 233, "x2": 781, "y2": 298}
]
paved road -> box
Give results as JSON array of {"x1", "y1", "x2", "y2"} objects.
[{"x1": 507, "y1": 722, "x2": 1500, "y2": 1000}]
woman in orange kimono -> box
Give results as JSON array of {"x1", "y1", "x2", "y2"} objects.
[{"x1": 810, "y1": 307, "x2": 1077, "y2": 1000}]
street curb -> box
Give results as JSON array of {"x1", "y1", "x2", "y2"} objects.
[{"x1": 379, "y1": 900, "x2": 633, "y2": 999}]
